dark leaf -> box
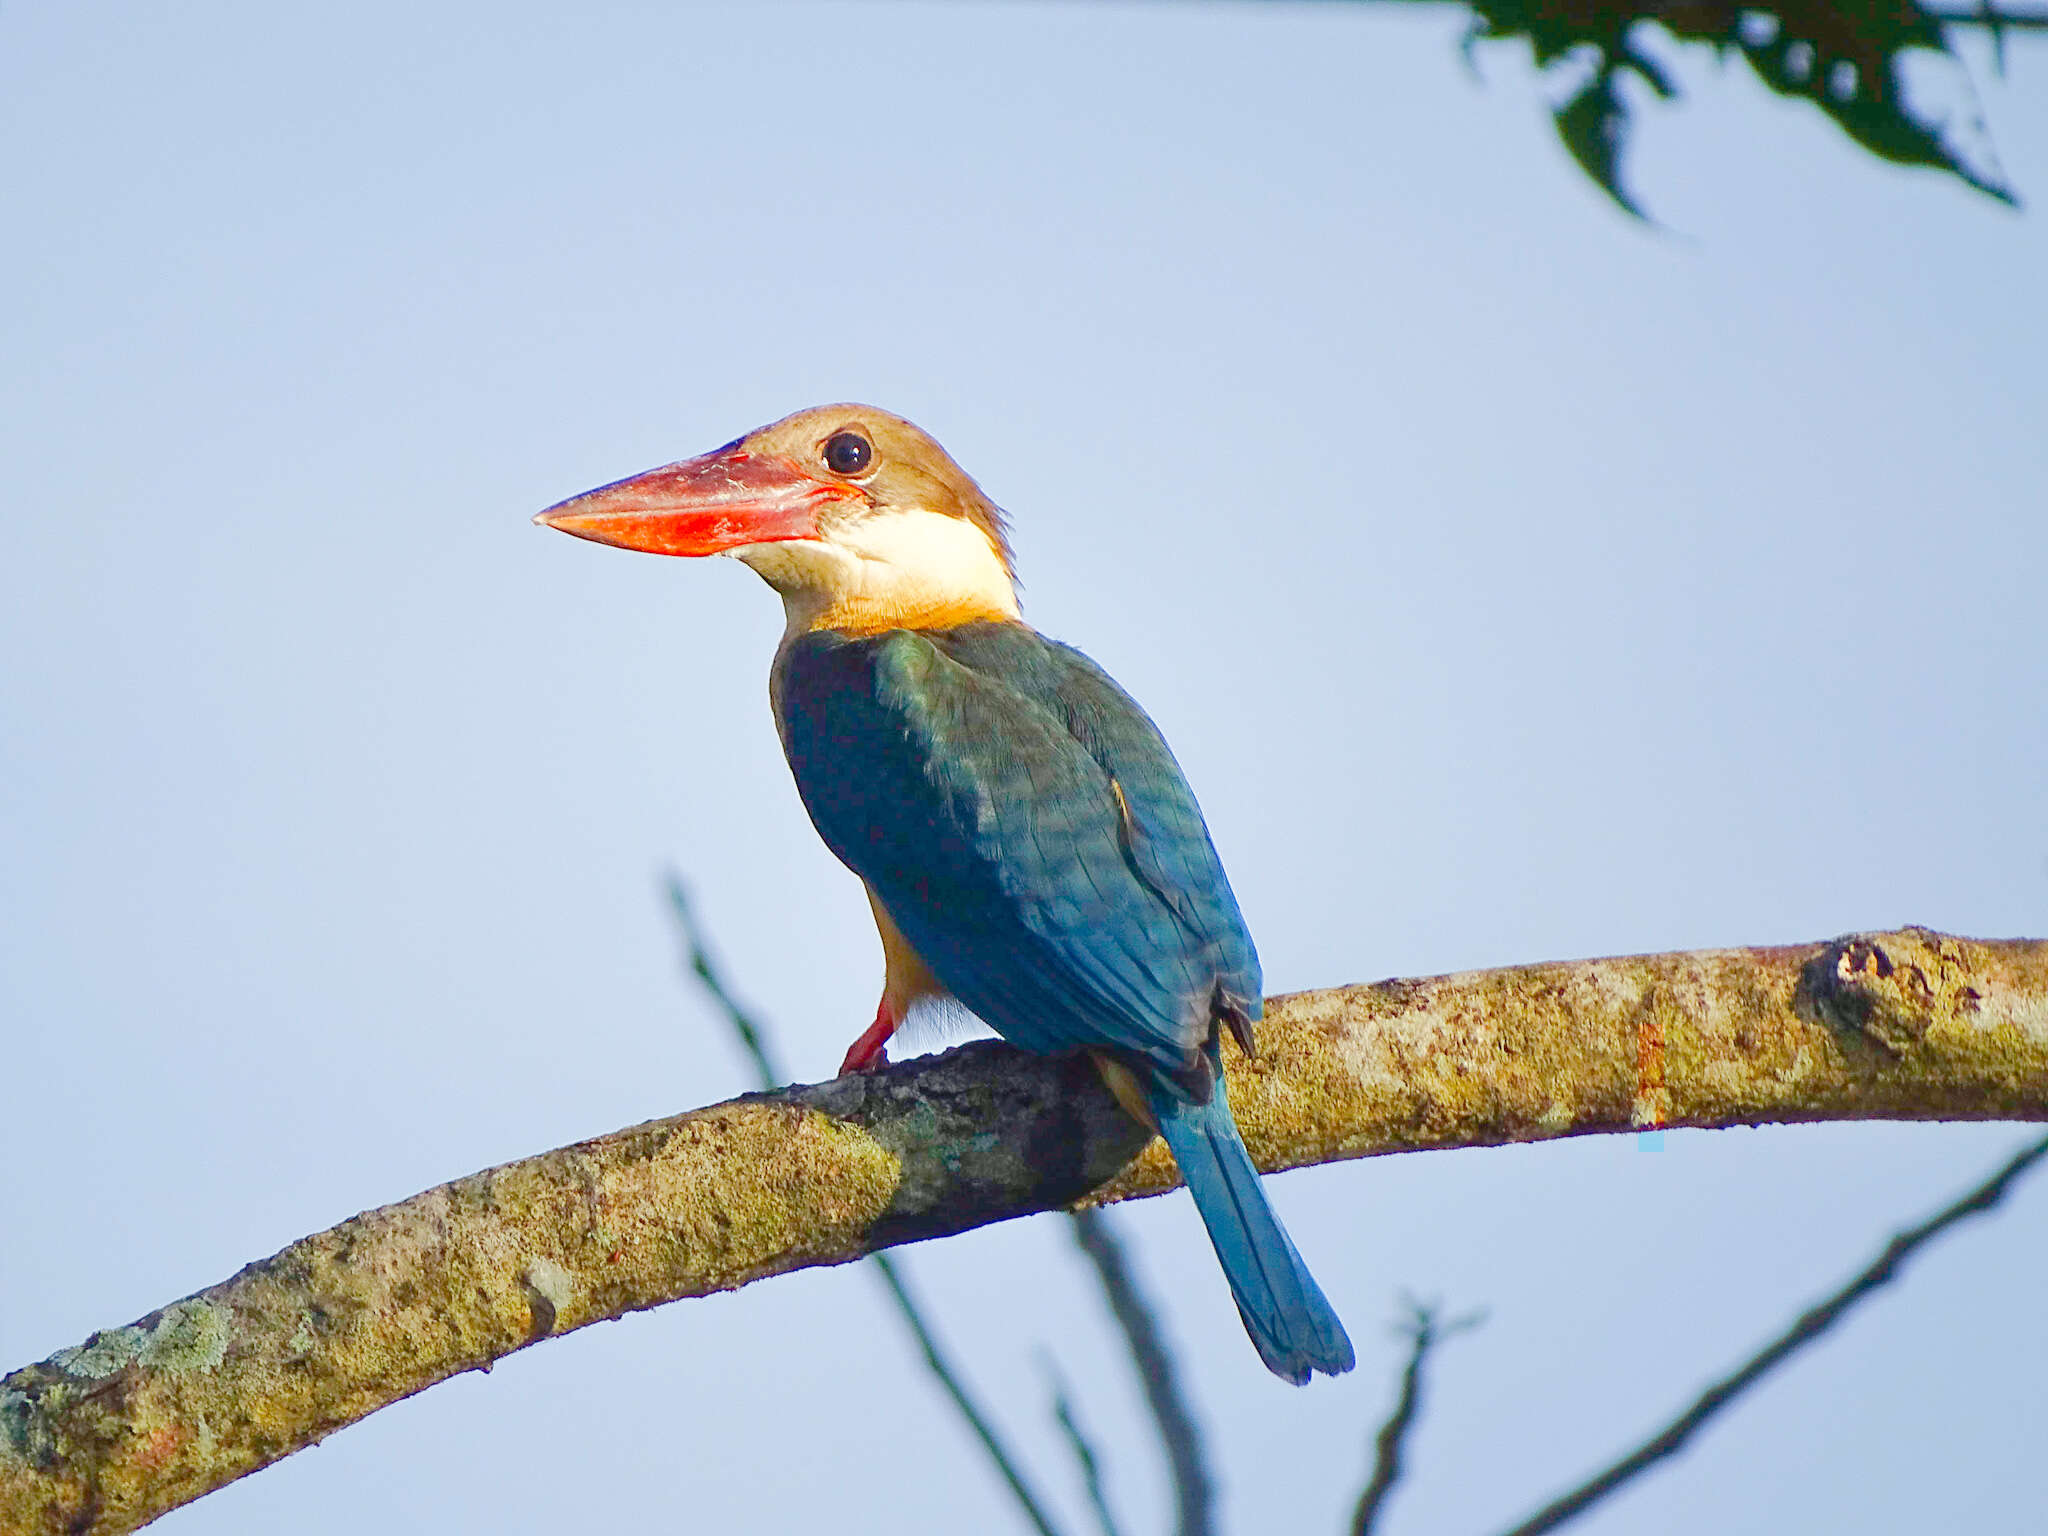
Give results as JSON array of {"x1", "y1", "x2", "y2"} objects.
[
  {"x1": 1555, "y1": 66, "x2": 1651, "y2": 218},
  {"x1": 1737, "y1": 29, "x2": 2017, "y2": 202}
]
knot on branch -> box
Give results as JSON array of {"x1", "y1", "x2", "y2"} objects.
[{"x1": 1799, "y1": 927, "x2": 1985, "y2": 1057}]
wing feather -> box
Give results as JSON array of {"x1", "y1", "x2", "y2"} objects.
[{"x1": 777, "y1": 622, "x2": 1260, "y2": 1079}]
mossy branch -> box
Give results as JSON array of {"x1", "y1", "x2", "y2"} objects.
[{"x1": 6, "y1": 926, "x2": 2046, "y2": 1535}]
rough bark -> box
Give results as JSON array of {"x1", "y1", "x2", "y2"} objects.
[{"x1": 5, "y1": 927, "x2": 2045, "y2": 1535}]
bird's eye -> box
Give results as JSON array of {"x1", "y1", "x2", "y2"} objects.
[{"x1": 823, "y1": 431, "x2": 873, "y2": 476}]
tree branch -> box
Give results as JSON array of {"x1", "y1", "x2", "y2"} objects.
[
  {"x1": 5, "y1": 927, "x2": 2045, "y2": 1535},
  {"x1": 1066, "y1": 1207, "x2": 1215, "y2": 1536},
  {"x1": 1351, "y1": 1301, "x2": 1484, "y2": 1536},
  {"x1": 1496, "y1": 1127, "x2": 2048, "y2": 1536},
  {"x1": 1045, "y1": 1357, "x2": 1125, "y2": 1536}
]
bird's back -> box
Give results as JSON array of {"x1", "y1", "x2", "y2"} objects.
[{"x1": 775, "y1": 620, "x2": 1260, "y2": 1083}]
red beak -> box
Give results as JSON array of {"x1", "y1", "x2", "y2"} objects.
[{"x1": 534, "y1": 444, "x2": 852, "y2": 556}]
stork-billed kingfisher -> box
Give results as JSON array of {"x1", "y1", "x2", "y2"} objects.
[{"x1": 537, "y1": 404, "x2": 1354, "y2": 1383}]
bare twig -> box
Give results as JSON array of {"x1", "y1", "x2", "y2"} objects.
[
  {"x1": 663, "y1": 873, "x2": 788, "y2": 1087},
  {"x1": 1045, "y1": 1357, "x2": 1125, "y2": 1536},
  {"x1": 1066, "y1": 1207, "x2": 1215, "y2": 1536},
  {"x1": 867, "y1": 1256, "x2": 1064, "y2": 1536},
  {"x1": 1497, "y1": 1130, "x2": 2048, "y2": 1536},
  {"x1": 662, "y1": 873, "x2": 1068, "y2": 1536},
  {"x1": 1351, "y1": 1300, "x2": 1484, "y2": 1536},
  {"x1": 1927, "y1": 7, "x2": 2048, "y2": 26}
]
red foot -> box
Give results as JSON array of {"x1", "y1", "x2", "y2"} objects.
[{"x1": 838, "y1": 997, "x2": 897, "y2": 1076}]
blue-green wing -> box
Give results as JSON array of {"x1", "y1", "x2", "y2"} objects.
[{"x1": 776, "y1": 622, "x2": 1260, "y2": 1078}]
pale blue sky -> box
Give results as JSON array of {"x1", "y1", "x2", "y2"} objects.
[{"x1": 3, "y1": 3, "x2": 2044, "y2": 1533}]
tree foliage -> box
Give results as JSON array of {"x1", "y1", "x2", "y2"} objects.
[{"x1": 1337, "y1": 0, "x2": 2046, "y2": 213}]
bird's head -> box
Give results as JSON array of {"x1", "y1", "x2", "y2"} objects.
[{"x1": 536, "y1": 404, "x2": 1018, "y2": 634}]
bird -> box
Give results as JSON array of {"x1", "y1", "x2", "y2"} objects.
[{"x1": 536, "y1": 404, "x2": 1354, "y2": 1383}]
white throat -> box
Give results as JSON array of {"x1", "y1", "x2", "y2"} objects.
[{"x1": 733, "y1": 509, "x2": 1020, "y2": 637}]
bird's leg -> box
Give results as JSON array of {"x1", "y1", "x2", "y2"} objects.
[{"x1": 838, "y1": 996, "x2": 897, "y2": 1076}]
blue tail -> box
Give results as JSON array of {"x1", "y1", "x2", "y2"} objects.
[{"x1": 1150, "y1": 1071, "x2": 1355, "y2": 1384}]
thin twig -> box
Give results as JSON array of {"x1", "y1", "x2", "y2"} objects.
[
  {"x1": 1498, "y1": 1130, "x2": 2048, "y2": 1536},
  {"x1": 1066, "y1": 1207, "x2": 1216, "y2": 1536},
  {"x1": 663, "y1": 871, "x2": 787, "y2": 1087},
  {"x1": 1351, "y1": 1300, "x2": 1484, "y2": 1536},
  {"x1": 865, "y1": 1254, "x2": 1065, "y2": 1536},
  {"x1": 662, "y1": 871, "x2": 1069, "y2": 1536},
  {"x1": 1927, "y1": 7, "x2": 2048, "y2": 26},
  {"x1": 1045, "y1": 1356, "x2": 1125, "y2": 1536}
]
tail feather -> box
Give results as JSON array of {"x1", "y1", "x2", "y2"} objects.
[{"x1": 1150, "y1": 1073, "x2": 1355, "y2": 1384}]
